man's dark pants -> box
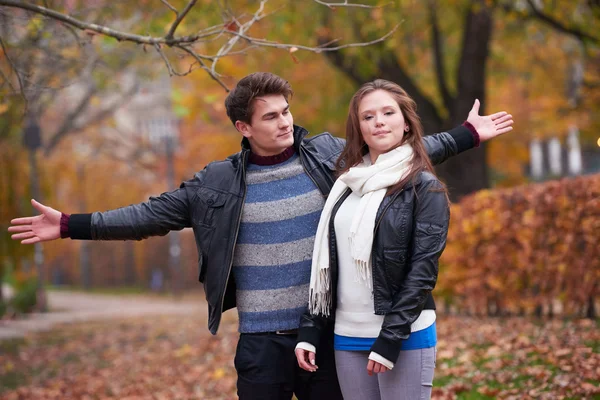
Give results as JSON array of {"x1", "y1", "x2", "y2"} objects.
[{"x1": 235, "y1": 326, "x2": 343, "y2": 400}]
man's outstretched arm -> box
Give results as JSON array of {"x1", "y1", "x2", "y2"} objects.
[
  {"x1": 424, "y1": 99, "x2": 513, "y2": 165},
  {"x1": 9, "y1": 186, "x2": 192, "y2": 244}
]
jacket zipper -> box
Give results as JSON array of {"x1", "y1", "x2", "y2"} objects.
[
  {"x1": 219, "y1": 150, "x2": 248, "y2": 317},
  {"x1": 372, "y1": 189, "x2": 403, "y2": 313},
  {"x1": 374, "y1": 190, "x2": 403, "y2": 233}
]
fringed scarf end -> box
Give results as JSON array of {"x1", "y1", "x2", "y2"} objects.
[{"x1": 308, "y1": 289, "x2": 331, "y2": 317}]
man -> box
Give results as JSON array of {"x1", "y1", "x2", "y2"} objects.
[{"x1": 9, "y1": 72, "x2": 513, "y2": 399}]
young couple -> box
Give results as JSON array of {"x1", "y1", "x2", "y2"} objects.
[{"x1": 9, "y1": 72, "x2": 513, "y2": 399}]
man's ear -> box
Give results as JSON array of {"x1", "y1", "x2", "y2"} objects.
[{"x1": 235, "y1": 120, "x2": 252, "y2": 138}]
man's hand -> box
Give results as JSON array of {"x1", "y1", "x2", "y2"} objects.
[
  {"x1": 8, "y1": 199, "x2": 62, "y2": 244},
  {"x1": 467, "y1": 99, "x2": 513, "y2": 142},
  {"x1": 295, "y1": 347, "x2": 318, "y2": 372},
  {"x1": 367, "y1": 359, "x2": 389, "y2": 376}
]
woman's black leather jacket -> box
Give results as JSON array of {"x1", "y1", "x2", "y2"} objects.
[{"x1": 298, "y1": 171, "x2": 450, "y2": 363}]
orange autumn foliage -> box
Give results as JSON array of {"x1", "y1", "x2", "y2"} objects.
[{"x1": 439, "y1": 174, "x2": 600, "y2": 317}]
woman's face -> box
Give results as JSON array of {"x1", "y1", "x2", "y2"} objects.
[{"x1": 358, "y1": 89, "x2": 407, "y2": 163}]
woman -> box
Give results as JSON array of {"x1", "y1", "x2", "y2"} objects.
[{"x1": 295, "y1": 79, "x2": 449, "y2": 399}]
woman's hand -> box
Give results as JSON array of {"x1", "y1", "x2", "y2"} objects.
[
  {"x1": 295, "y1": 348, "x2": 318, "y2": 372},
  {"x1": 367, "y1": 359, "x2": 389, "y2": 376}
]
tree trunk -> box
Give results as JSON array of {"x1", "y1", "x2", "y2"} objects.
[
  {"x1": 587, "y1": 294, "x2": 596, "y2": 319},
  {"x1": 436, "y1": 2, "x2": 493, "y2": 200}
]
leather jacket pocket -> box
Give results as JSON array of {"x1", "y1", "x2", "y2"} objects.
[
  {"x1": 415, "y1": 222, "x2": 445, "y2": 252},
  {"x1": 383, "y1": 246, "x2": 408, "y2": 292},
  {"x1": 193, "y1": 187, "x2": 227, "y2": 227}
]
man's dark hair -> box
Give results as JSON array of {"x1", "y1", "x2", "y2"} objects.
[{"x1": 225, "y1": 72, "x2": 293, "y2": 126}]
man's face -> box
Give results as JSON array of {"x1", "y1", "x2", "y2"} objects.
[{"x1": 235, "y1": 94, "x2": 294, "y2": 156}]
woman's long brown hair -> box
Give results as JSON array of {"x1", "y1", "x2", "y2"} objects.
[{"x1": 336, "y1": 79, "x2": 444, "y2": 196}]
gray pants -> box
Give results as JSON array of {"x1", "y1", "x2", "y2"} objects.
[{"x1": 334, "y1": 347, "x2": 436, "y2": 400}]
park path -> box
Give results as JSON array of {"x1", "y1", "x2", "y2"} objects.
[{"x1": 0, "y1": 287, "x2": 205, "y2": 340}]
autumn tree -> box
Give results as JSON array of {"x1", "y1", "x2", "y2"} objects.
[
  {"x1": 307, "y1": 0, "x2": 599, "y2": 198},
  {"x1": 0, "y1": 7, "x2": 144, "y2": 300}
]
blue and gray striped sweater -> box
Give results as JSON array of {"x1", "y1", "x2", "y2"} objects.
[{"x1": 232, "y1": 152, "x2": 325, "y2": 333}]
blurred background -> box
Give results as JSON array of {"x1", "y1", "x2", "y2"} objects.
[{"x1": 0, "y1": 1, "x2": 598, "y2": 398}]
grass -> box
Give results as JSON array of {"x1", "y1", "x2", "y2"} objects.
[
  {"x1": 432, "y1": 316, "x2": 600, "y2": 398},
  {"x1": 0, "y1": 370, "x2": 28, "y2": 392},
  {"x1": 0, "y1": 337, "x2": 26, "y2": 356},
  {"x1": 585, "y1": 340, "x2": 600, "y2": 354},
  {"x1": 433, "y1": 374, "x2": 455, "y2": 387},
  {"x1": 0, "y1": 339, "x2": 31, "y2": 393},
  {"x1": 46, "y1": 285, "x2": 151, "y2": 296},
  {"x1": 456, "y1": 393, "x2": 495, "y2": 400}
]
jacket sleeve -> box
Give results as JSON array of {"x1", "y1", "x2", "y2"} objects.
[
  {"x1": 370, "y1": 178, "x2": 450, "y2": 363},
  {"x1": 297, "y1": 308, "x2": 331, "y2": 352},
  {"x1": 423, "y1": 125, "x2": 476, "y2": 166},
  {"x1": 68, "y1": 184, "x2": 193, "y2": 241}
]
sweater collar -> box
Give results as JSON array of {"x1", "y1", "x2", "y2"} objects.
[{"x1": 248, "y1": 146, "x2": 295, "y2": 166}]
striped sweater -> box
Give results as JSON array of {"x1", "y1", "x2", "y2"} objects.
[{"x1": 232, "y1": 151, "x2": 325, "y2": 333}]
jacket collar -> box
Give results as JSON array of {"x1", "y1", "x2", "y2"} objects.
[{"x1": 240, "y1": 124, "x2": 310, "y2": 153}]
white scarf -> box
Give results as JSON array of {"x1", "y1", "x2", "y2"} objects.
[{"x1": 309, "y1": 144, "x2": 414, "y2": 316}]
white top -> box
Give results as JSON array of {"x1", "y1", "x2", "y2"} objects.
[{"x1": 333, "y1": 190, "x2": 436, "y2": 339}]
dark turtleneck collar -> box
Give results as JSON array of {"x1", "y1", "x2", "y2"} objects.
[{"x1": 248, "y1": 146, "x2": 296, "y2": 166}]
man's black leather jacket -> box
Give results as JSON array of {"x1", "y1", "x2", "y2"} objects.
[
  {"x1": 297, "y1": 171, "x2": 450, "y2": 364},
  {"x1": 69, "y1": 124, "x2": 474, "y2": 334}
]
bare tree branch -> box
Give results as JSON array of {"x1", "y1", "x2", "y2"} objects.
[
  {"x1": 0, "y1": 37, "x2": 29, "y2": 115},
  {"x1": 160, "y1": 0, "x2": 178, "y2": 15},
  {"x1": 154, "y1": 43, "x2": 180, "y2": 76},
  {"x1": 155, "y1": 44, "x2": 200, "y2": 77},
  {"x1": 60, "y1": 21, "x2": 83, "y2": 44},
  {"x1": 0, "y1": 59, "x2": 16, "y2": 93},
  {"x1": 524, "y1": 0, "x2": 599, "y2": 44},
  {"x1": 0, "y1": 0, "x2": 201, "y2": 45},
  {"x1": 0, "y1": 0, "x2": 398, "y2": 52},
  {"x1": 166, "y1": 0, "x2": 197, "y2": 39},
  {"x1": 211, "y1": 0, "x2": 267, "y2": 76},
  {"x1": 427, "y1": 0, "x2": 453, "y2": 111},
  {"x1": 232, "y1": 23, "x2": 400, "y2": 53},
  {"x1": 0, "y1": 0, "x2": 400, "y2": 91},
  {"x1": 44, "y1": 84, "x2": 98, "y2": 154},
  {"x1": 0, "y1": 35, "x2": 27, "y2": 108},
  {"x1": 99, "y1": 141, "x2": 158, "y2": 172},
  {"x1": 79, "y1": 83, "x2": 139, "y2": 127},
  {"x1": 313, "y1": 0, "x2": 392, "y2": 9},
  {"x1": 176, "y1": 45, "x2": 229, "y2": 91},
  {"x1": 90, "y1": 128, "x2": 160, "y2": 172},
  {"x1": 44, "y1": 82, "x2": 140, "y2": 155},
  {"x1": 1, "y1": 0, "x2": 392, "y2": 49}
]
